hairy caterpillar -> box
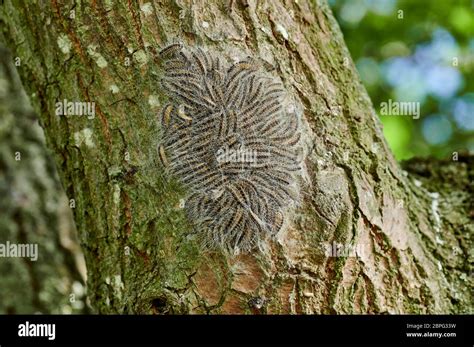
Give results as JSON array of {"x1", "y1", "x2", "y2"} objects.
[{"x1": 157, "y1": 43, "x2": 303, "y2": 253}]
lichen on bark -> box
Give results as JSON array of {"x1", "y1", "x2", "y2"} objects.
[{"x1": 0, "y1": 45, "x2": 87, "y2": 314}]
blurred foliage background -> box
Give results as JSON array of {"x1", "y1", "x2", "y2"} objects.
[{"x1": 330, "y1": 0, "x2": 474, "y2": 160}]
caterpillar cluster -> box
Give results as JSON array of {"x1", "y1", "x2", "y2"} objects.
[{"x1": 157, "y1": 42, "x2": 302, "y2": 253}]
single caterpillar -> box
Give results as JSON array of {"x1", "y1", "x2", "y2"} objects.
[{"x1": 157, "y1": 43, "x2": 303, "y2": 253}]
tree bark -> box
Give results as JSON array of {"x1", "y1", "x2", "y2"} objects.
[
  {"x1": 0, "y1": 0, "x2": 471, "y2": 314},
  {"x1": 0, "y1": 45, "x2": 87, "y2": 313}
]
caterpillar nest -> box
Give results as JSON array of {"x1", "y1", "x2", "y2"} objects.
[{"x1": 157, "y1": 43, "x2": 303, "y2": 253}]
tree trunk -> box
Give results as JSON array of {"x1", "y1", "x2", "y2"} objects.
[
  {"x1": 0, "y1": 0, "x2": 471, "y2": 314},
  {"x1": 0, "y1": 45, "x2": 88, "y2": 313}
]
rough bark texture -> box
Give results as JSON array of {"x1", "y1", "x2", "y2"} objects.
[
  {"x1": 0, "y1": 46, "x2": 87, "y2": 314},
  {"x1": 0, "y1": 0, "x2": 472, "y2": 314}
]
